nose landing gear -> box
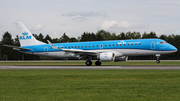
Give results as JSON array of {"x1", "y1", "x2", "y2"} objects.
[{"x1": 155, "y1": 54, "x2": 160, "y2": 63}]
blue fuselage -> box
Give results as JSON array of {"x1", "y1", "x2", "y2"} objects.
[{"x1": 20, "y1": 39, "x2": 177, "y2": 59}]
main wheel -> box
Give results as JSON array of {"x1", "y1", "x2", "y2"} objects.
[
  {"x1": 86, "y1": 60, "x2": 92, "y2": 66},
  {"x1": 95, "y1": 60, "x2": 101, "y2": 66}
]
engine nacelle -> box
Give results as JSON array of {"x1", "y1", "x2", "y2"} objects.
[
  {"x1": 98, "y1": 52, "x2": 115, "y2": 61},
  {"x1": 114, "y1": 56, "x2": 128, "y2": 62}
]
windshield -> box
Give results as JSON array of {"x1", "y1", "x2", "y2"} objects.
[{"x1": 160, "y1": 41, "x2": 168, "y2": 44}]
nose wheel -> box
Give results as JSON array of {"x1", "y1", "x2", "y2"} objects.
[{"x1": 156, "y1": 58, "x2": 160, "y2": 63}]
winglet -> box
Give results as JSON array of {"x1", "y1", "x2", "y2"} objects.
[{"x1": 47, "y1": 40, "x2": 61, "y2": 49}]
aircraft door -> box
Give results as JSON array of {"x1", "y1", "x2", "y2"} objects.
[
  {"x1": 100, "y1": 44, "x2": 103, "y2": 49},
  {"x1": 151, "y1": 41, "x2": 155, "y2": 49},
  {"x1": 44, "y1": 47, "x2": 48, "y2": 54}
]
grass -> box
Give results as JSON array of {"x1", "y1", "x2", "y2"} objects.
[
  {"x1": 0, "y1": 60, "x2": 180, "y2": 66},
  {"x1": 0, "y1": 70, "x2": 180, "y2": 101}
]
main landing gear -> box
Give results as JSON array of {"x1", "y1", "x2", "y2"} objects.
[
  {"x1": 95, "y1": 60, "x2": 101, "y2": 66},
  {"x1": 155, "y1": 54, "x2": 160, "y2": 63},
  {"x1": 85, "y1": 60, "x2": 102, "y2": 66},
  {"x1": 86, "y1": 60, "x2": 92, "y2": 66}
]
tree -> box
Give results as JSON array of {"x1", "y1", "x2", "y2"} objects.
[
  {"x1": 38, "y1": 33, "x2": 44, "y2": 42},
  {"x1": 159, "y1": 35, "x2": 168, "y2": 41},
  {"x1": 148, "y1": 32, "x2": 157, "y2": 38},
  {"x1": 109, "y1": 33, "x2": 118, "y2": 40},
  {"x1": 96, "y1": 30, "x2": 111, "y2": 40},
  {"x1": 80, "y1": 32, "x2": 89, "y2": 42},
  {"x1": 1, "y1": 32, "x2": 14, "y2": 60},
  {"x1": 117, "y1": 32, "x2": 126, "y2": 39},
  {"x1": 60, "y1": 33, "x2": 70, "y2": 42},
  {"x1": 142, "y1": 32, "x2": 148, "y2": 39},
  {"x1": 95, "y1": 32, "x2": 104, "y2": 41},
  {"x1": 125, "y1": 31, "x2": 141, "y2": 39},
  {"x1": 80, "y1": 32, "x2": 97, "y2": 42},
  {"x1": 52, "y1": 38, "x2": 60, "y2": 43},
  {"x1": 44, "y1": 34, "x2": 52, "y2": 43},
  {"x1": 14, "y1": 35, "x2": 20, "y2": 46},
  {"x1": 32, "y1": 34, "x2": 39, "y2": 40},
  {"x1": 69, "y1": 37, "x2": 78, "y2": 42}
]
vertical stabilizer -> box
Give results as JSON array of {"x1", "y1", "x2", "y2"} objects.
[{"x1": 15, "y1": 21, "x2": 45, "y2": 47}]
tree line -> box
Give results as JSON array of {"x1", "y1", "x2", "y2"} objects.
[{"x1": 0, "y1": 30, "x2": 180, "y2": 60}]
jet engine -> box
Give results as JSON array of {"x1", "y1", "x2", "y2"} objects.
[
  {"x1": 114, "y1": 56, "x2": 128, "y2": 62},
  {"x1": 98, "y1": 52, "x2": 115, "y2": 61}
]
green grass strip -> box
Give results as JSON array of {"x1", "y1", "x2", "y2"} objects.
[{"x1": 0, "y1": 70, "x2": 180, "y2": 101}]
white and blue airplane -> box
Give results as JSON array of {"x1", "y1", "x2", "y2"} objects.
[{"x1": 4, "y1": 21, "x2": 178, "y2": 66}]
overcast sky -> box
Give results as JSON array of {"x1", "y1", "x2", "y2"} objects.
[{"x1": 0, "y1": 0, "x2": 180, "y2": 40}]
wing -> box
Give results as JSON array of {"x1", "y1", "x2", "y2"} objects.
[
  {"x1": 47, "y1": 40, "x2": 124, "y2": 59},
  {"x1": 47, "y1": 40, "x2": 109, "y2": 56}
]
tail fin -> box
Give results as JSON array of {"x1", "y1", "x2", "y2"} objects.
[{"x1": 15, "y1": 21, "x2": 45, "y2": 47}]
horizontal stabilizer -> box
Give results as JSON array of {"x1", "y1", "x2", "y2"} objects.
[{"x1": 3, "y1": 45, "x2": 32, "y2": 50}]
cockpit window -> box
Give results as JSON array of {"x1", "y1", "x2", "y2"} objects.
[
  {"x1": 160, "y1": 41, "x2": 168, "y2": 44},
  {"x1": 160, "y1": 41, "x2": 164, "y2": 44}
]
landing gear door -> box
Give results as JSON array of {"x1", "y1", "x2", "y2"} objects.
[{"x1": 151, "y1": 41, "x2": 155, "y2": 49}]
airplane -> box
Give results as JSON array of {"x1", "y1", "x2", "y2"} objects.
[{"x1": 4, "y1": 21, "x2": 178, "y2": 66}]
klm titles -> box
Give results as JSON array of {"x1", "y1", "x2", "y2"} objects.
[{"x1": 20, "y1": 32, "x2": 31, "y2": 40}]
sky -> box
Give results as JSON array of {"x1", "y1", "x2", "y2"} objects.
[{"x1": 0, "y1": 0, "x2": 180, "y2": 40}]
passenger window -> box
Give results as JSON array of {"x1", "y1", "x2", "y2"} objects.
[
  {"x1": 97, "y1": 45, "x2": 98, "y2": 47},
  {"x1": 105, "y1": 45, "x2": 107, "y2": 47},
  {"x1": 109, "y1": 45, "x2": 111, "y2": 46},
  {"x1": 85, "y1": 46, "x2": 87, "y2": 48},
  {"x1": 75, "y1": 46, "x2": 77, "y2": 48},
  {"x1": 89, "y1": 46, "x2": 90, "y2": 47},
  {"x1": 131, "y1": 44, "x2": 133, "y2": 45},
  {"x1": 139, "y1": 43, "x2": 141, "y2": 45},
  {"x1": 71, "y1": 46, "x2": 73, "y2": 48},
  {"x1": 124, "y1": 44, "x2": 125, "y2": 46},
  {"x1": 116, "y1": 44, "x2": 118, "y2": 46},
  {"x1": 78, "y1": 46, "x2": 80, "y2": 48},
  {"x1": 113, "y1": 44, "x2": 114, "y2": 46},
  {"x1": 120, "y1": 44, "x2": 122, "y2": 46},
  {"x1": 82, "y1": 46, "x2": 83, "y2": 48}
]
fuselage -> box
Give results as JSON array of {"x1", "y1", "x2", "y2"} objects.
[{"x1": 20, "y1": 39, "x2": 177, "y2": 59}]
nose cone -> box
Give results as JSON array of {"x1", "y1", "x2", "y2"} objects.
[{"x1": 169, "y1": 45, "x2": 178, "y2": 52}]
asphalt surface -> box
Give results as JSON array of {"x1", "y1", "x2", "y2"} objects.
[{"x1": 0, "y1": 65, "x2": 180, "y2": 70}]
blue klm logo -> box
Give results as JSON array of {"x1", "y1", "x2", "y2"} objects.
[{"x1": 20, "y1": 32, "x2": 31, "y2": 40}]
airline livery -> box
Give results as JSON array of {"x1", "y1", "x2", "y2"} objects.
[{"x1": 4, "y1": 21, "x2": 177, "y2": 66}]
